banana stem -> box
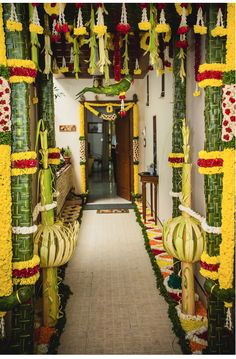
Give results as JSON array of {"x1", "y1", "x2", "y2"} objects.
[
  {"x1": 181, "y1": 261, "x2": 195, "y2": 315},
  {"x1": 42, "y1": 268, "x2": 59, "y2": 327}
]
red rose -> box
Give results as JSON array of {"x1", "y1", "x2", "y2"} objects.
[
  {"x1": 226, "y1": 91, "x2": 231, "y2": 95},
  {"x1": 2, "y1": 126, "x2": 9, "y2": 131},
  {"x1": 223, "y1": 120, "x2": 228, "y2": 126},
  {"x1": 51, "y1": 34, "x2": 60, "y2": 42},
  {"x1": 116, "y1": 23, "x2": 131, "y2": 34},
  {"x1": 3, "y1": 106, "x2": 9, "y2": 111},
  {"x1": 0, "y1": 92, "x2": 3, "y2": 97},
  {"x1": 226, "y1": 127, "x2": 232, "y2": 133},
  {"x1": 5, "y1": 88, "x2": 10, "y2": 93},
  {"x1": 222, "y1": 103, "x2": 226, "y2": 107},
  {"x1": 230, "y1": 116, "x2": 235, "y2": 122},
  {"x1": 0, "y1": 100, "x2": 6, "y2": 105},
  {"x1": 223, "y1": 134, "x2": 230, "y2": 141},
  {"x1": 229, "y1": 97, "x2": 235, "y2": 104},
  {"x1": 225, "y1": 109, "x2": 231, "y2": 115},
  {"x1": 55, "y1": 22, "x2": 63, "y2": 33}
]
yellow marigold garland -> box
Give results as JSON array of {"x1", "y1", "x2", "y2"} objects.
[
  {"x1": 7, "y1": 59, "x2": 36, "y2": 70},
  {"x1": 11, "y1": 167, "x2": 37, "y2": 176},
  {"x1": 133, "y1": 164, "x2": 139, "y2": 195},
  {"x1": 11, "y1": 151, "x2": 37, "y2": 161},
  {"x1": 201, "y1": 252, "x2": 220, "y2": 264},
  {"x1": 12, "y1": 254, "x2": 40, "y2": 270},
  {"x1": 74, "y1": 27, "x2": 87, "y2": 36},
  {"x1": 80, "y1": 163, "x2": 86, "y2": 193},
  {"x1": 155, "y1": 23, "x2": 170, "y2": 34},
  {"x1": 138, "y1": 21, "x2": 151, "y2": 31},
  {"x1": 200, "y1": 268, "x2": 219, "y2": 281},
  {"x1": 44, "y1": 3, "x2": 65, "y2": 17},
  {"x1": 211, "y1": 26, "x2": 227, "y2": 37},
  {"x1": 0, "y1": 4, "x2": 7, "y2": 66},
  {"x1": 93, "y1": 25, "x2": 107, "y2": 37},
  {"x1": 225, "y1": 4, "x2": 235, "y2": 72},
  {"x1": 198, "y1": 63, "x2": 226, "y2": 73},
  {"x1": 0, "y1": 145, "x2": 12, "y2": 297},
  {"x1": 6, "y1": 20, "x2": 22, "y2": 32},
  {"x1": 194, "y1": 25, "x2": 207, "y2": 35},
  {"x1": 13, "y1": 272, "x2": 40, "y2": 285},
  {"x1": 175, "y1": 4, "x2": 192, "y2": 17},
  {"x1": 29, "y1": 23, "x2": 44, "y2": 35},
  {"x1": 197, "y1": 150, "x2": 224, "y2": 174},
  {"x1": 79, "y1": 104, "x2": 85, "y2": 137},
  {"x1": 218, "y1": 149, "x2": 235, "y2": 291},
  {"x1": 9, "y1": 76, "x2": 35, "y2": 84}
]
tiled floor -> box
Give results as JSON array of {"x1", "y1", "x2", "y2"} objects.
[{"x1": 58, "y1": 209, "x2": 182, "y2": 354}]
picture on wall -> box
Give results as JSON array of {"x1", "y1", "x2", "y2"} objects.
[
  {"x1": 88, "y1": 122, "x2": 103, "y2": 134},
  {"x1": 59, "y1": 125, "x2": 77, "y2": 132}
]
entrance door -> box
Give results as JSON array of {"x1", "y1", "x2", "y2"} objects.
[{"x1": 115, "y1": 111, "x2": 132, "y2": 201}]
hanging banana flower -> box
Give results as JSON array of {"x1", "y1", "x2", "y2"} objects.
[
  {"x1": 86, "y1": 7, "x2": 97, "y2": 75},
  {"x1": 175, "y1": 4, "x2": 190, "y2": 82}
]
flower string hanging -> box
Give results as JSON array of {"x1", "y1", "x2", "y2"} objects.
[
  {"x1": 6, "y1": 3, "x2": 22, "y2": 32},
  {"x1": 194, "y1": 4, "x2": 207, "y2": 35},
  {"x1": 155, "y1": 4, "x2": 170, "y2": 34},
  {"x1": 74, "y1": 3, "x2": 86, "y2": 36},
  {"x1": 134, "y1": 58, "x2": 141, "y2": 75},
  {"x1": 193, "y1": 34, "x2": 201, "y2": 97},
  {"x1": 138, "y1": 3, "x2": 151, "y2": 31},
  {"x1": 119, "y1": 92, "x2": 126, "y2": 118},
  {"x1": 175, "y1": 3, "x2": 190, "y2": 82},
  {"x1": 211, "y1": 6, "x2": 227, "y2": 37},
  {"x1": 51, "y1": 15, "x2": 60, "y2": 42},
  {"x1": 29, "y1": 3, "x2": 43, "y2": 34},
  {"x1": 55, "y1": 3, "x2": 69, "y2": 33},
  {"x1": 93, "y1": 4, "x2": 110, "y2": 78},
  {"x1": 59, "y1": 56, "x2": 68, "y2": 73},
  {"x1": 116, "y1": 3, "x2": 131, "y2": 34}
]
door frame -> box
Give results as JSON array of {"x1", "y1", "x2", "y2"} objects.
[{"x1": 79, "y1": 98, "x2": 139, "y2": 200}]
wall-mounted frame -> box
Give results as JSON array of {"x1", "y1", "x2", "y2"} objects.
[
  {"x1": 59, "y1": 125, "x2": 76, "y2": 132},
  {"x1": 88, "y1": 122, "x2": 103, "y2": 134}
]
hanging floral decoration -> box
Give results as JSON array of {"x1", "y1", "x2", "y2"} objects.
[
  {"x1": 134, "y1": 58, "x2": 141, "y2": 75},
  {"x1": 74, "y1": 3, "x2": 87, "y2": 36},
  {"x1": 138, "y1": 3, "x2": 151, "y2": 31},
  {"x1": 51, "y1": 15, "x2": 60, "y2": 42},
  {"x1": 113, "y1": 33, "x2": 121, "y2": 82},
  {"x1": 44, "y1": 3, "x2": 65, "y2": 17},
  {"x1": 193, "y1": 34, "x2": 201, "y2": 97},
  {"x1": 118, "y1": 92, "x2": 126, "y2": 117},
  {"x1": 211, "y1": 6, "x2": 227, "y2": 37},
  {"x1": 116, "y1": 3, "x2": 131, "y2": 35},
  {"x1": 163, "y1": 43, "x2": 173, "y2": 72},
  {"x1": 29, "y1": 3, "x2": 43, "y2": 34},
  {"x1": 175, "y1": 4, "x2": 190, "y2": 82},
  {"x1": 87, "y1": 7, "x2": 97, "y2": 76},
  {"x1": 155, "y1": 4, "x2": 170, "y2": 34},
  {"x1": 0, "y1": 77, "x2": 11, "y2": 132},
  {"x1": 194, "y1": 5, "x2": 207, "y2": 35},
  {"x1": 93, "y1": 4, "x2": 110, "y2": 80},
  {"x1": 121, "y1": 33, "x2": 129, "y2": 75},
  {"x1": 221, "y1": 85, "x2": 236, "y2": 142},
  {"x1": 55, "y1": 3, "x2": 69, "y2": 33},
  {"x1": 6, "y1": 3, "x2": 22, "y2": 32},
  {"x1": 59, "y1": 56, "x2": 68, "y2": 73}
]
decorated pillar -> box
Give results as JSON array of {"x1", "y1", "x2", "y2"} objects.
[
  {"x1": 3, "y1": 3, "x2": 39, "y2": 353},
  {"x1": 197, "y1": 4, "x2": 235, "y2": 354},
  {"x1": 79, "y1": 101, "x2": 87, "y2": 195},
  {"x1": 133, "y1": 101, "x2": 139, "y2": 196}
]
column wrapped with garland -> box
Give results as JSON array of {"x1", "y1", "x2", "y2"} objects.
[
  {"x1": 3, "y1": 3, "x2": 39, "y2": 354},
  {"x1": 196, "y1": 4, "x2": 235, "y2": 354},
  {"x1": 79, "y1": 101, "x2": 87, "y2": 196},
  {"x1": 133, "y1": 102, "x2": 139, "y2": 196}
]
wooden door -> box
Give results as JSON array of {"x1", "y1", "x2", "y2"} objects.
[{"x1": 115, "y1": 111, "x2": 132, "y2": 200}]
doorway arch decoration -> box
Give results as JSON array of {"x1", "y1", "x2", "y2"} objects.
[{"x1": 79, "y1": 100, "x2": 139, "y2": 197}]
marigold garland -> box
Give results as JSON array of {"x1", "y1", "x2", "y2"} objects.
[
  {"x1": 197, "y1": 150, "x2": 224, "y2": 174},
  {"x1": 218, "y1": 149, "x2": 235, "y2": 292},
  {"x1": 194, "y1": 25, "x2": 207, "y2": 35},
  {"x1": 0, "y1": 145, "x2": 12, "y2": 297},
  {"x1": 11, "y1": 151, "x2": 37, "y2": 176},
  {"x1": 6, "y1": 20, "x2": 22, "y2": 32},
  {"x1": 44, "y1": 3, "x2": 65, "y2": 17},
  {"x1": 225, "y1": 4, "x2": 235, "y2": 72},
  {"x1": 29, "y1": 23, "x2": 43, "y2": 35},
  {"x1": 201, "y1": 252, "x2": 220, "y2": 264},
  {"x1": 48, "y1": 148, "x2": 60, "y2": 165},
  {"x1": 168, "y1": 153, "x2": 184, "y2": 167},
  {"x1": 11, "y1": 151, "x2": 37, "y2": 161},
  {"x1": 0, "y1": 4, "x2": 7, "y2": 66},
  {"x1": 211, "y1": 26, "x2": 227, "y2": 37}
]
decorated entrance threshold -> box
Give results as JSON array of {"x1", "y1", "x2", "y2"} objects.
[
  {"x1": 134, "y1": 201, "x2": 208, "y2": 354},
  {"x1": 79, "y1": 100, "x2": 139, "y2": 199}
]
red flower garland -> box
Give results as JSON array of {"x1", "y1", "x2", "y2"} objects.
[
  {"x1": 12, "y1": 159, "x2": 38, "y2": 169},
  {"x1": 10, "y1": 67, "x2": 37, "y2": 78},
  {"x1": 200, "y1": 261, "x2": 219, "y2": 272},
  {"x1": 176, "y1": 40, "x2": 188, "y2": 49},
  {"x1": 48, "y1": 152, "x2": 60, "y2": 159},
  {"x1": 197, "y1": 71, "x2": 223, "y2": 82},
  {"x1": 197, "y1": 158, "x2": 223, "y2": 167},
  {"x1": 177, "y1": 26, "x2": 189, "y2": 35},
  {"x1": 116, "y1": 23, "x2": 131, "y2": 34},
  {"x1": 13, "y1": 265, "x2": 40, "y2": 278},
  {"x1": 168, "y1": 157, "x2": 184, "y2": 164}
]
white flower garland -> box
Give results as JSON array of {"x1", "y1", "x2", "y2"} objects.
[
  {"x1": 0, "y1": 77, "x2": 11, "y2": 132},
  {"x1": 12, "y1": 225, "x2": 38, "y2": 235},
  {"x1": 176, "y1": 302, "x2": 207, "y2": 323},
  {"x1": 32, "y1": 5, "x2": 40, "y2": 26},
  {"x1": 196, "y1": 6, "x2": 205, "y2": 27},
  {"x1": 76, "y1": 7, "x2": 83, "y2": 28},
  {"x1": 120, "y1": 3, "x2": 128, "y2": 25},
  {"x1": 185, "y1": 325, "x2": 208, "y2": 346},
  {"x1": 10, "y1": 3, "x2": 19, "y2": 23},
  {"x1": 179, "y1": 204, "x2": 221, "y2": 234},
  {"x1": 169, "y1": 190, "x2": 182, "y2": 198},
  {"x1": 33, "y1": 201, "x2": 57, "y2": 222},
  {"x1": 216, "y1": 7, "x2": 224, "y2": 27}
]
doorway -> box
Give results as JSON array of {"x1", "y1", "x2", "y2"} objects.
[{"x1": 85, "y1": 105, "x2": 133, "y2": 203}]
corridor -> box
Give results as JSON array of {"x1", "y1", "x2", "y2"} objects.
[{"x1": 58, "y1": 209, "x2": 182, "y2": 354}]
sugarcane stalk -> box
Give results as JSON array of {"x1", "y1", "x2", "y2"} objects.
[{"x1": 3, "y1": 3, "x2": 36, "y2": 353}]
